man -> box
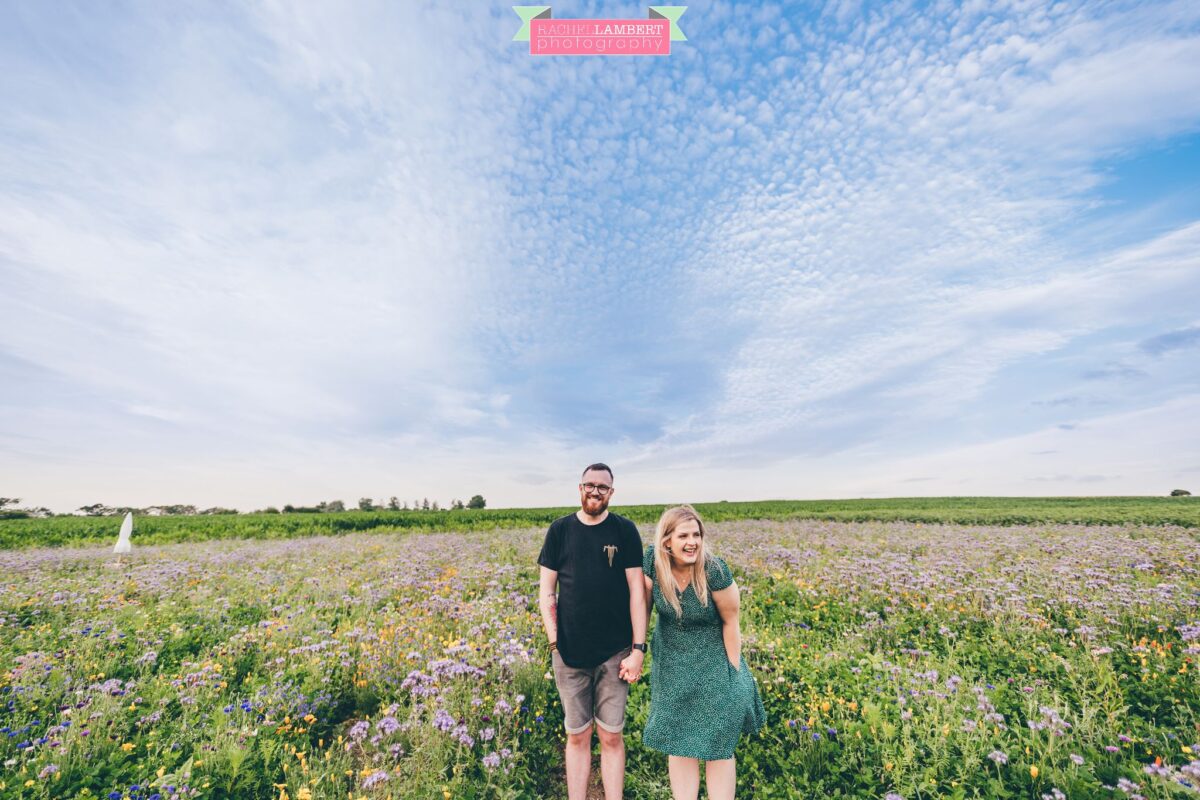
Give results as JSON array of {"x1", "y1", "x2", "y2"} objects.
[{"x1": 539, "y1": 463, "x2": 647, "y2": 800}]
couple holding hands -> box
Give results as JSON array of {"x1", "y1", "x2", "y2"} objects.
[{"x1": 538, "y1": 464, "x2": 766, "y2": 800}]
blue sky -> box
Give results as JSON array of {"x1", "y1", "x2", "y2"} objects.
[{"x1": 2, "y1": 1, "x2": 1199, "y2": 512}]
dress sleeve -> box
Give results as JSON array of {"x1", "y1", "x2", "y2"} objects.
[
  {"x1": 706, "y1": 555, "x2": 734, "y2": 591},
  {"x1": 642, "y1": 543, "x2": 656, "y2": 578}
]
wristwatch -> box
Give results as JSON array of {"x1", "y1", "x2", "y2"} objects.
[{"x1": 632, "y1": 643, "x2": 647, "y2": 653}]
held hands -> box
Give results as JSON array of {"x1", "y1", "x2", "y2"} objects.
[{"x1": 618, "y1": 649, "x2": 645, "y2": 683}]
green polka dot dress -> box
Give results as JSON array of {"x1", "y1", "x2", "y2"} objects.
[{"x1": 642, "y1": 544, "x2": 766, "y2": 761}]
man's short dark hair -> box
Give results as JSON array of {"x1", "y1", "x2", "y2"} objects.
[{"x1": 581, "y1": 463, "x2": 614, "y2": 482}]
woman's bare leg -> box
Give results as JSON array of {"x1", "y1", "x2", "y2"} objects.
[
  {"x1": 667, "y1": 755, "x2": 701, "y2": 800},
  {"x1": 705, "y1": 758, "x2": 736, "y2": 800}
]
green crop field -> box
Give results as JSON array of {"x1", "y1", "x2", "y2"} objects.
[
  {"x1": 1, "y1": 518, "x2": 1198, "y2": 799},
  {"x1": 1, "y1": 496, "x2": 1197, "y2": 550}
]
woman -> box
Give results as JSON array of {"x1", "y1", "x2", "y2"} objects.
[{"x1": 640, "y1": 505, "x2": 765, "y2": 800}]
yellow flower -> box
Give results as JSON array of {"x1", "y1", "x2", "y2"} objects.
[
  {"x1": 121, "y1": 742, "x2": 135, "y2": 752},
  {"x1": 296, "y1": 789, "x2": 312, "y2": 800},
  {"x1": 884, "y1": 762, "x2": 894, "y2": 771},
  {"x1": 1030, "y1": 766, "x2": 1039, "y2": 779},
  {"x1": 820, "y1": 701, "x2": 831, "y2": 712}
]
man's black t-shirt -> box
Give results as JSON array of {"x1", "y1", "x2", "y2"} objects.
[{"x1": 538, "y1": 512, "x2": 643, "y2": 668}]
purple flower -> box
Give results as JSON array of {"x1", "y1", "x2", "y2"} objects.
[
  {"x1": 433, "y1": 709, "x2": 456, "y2": 733},
  {"x1": 483, "y1": 752, "x2": 501, "y2": 769},
  {"x1": 988, "y1": 751, "x2": 1008, "y2": 765},
  {"x1": 361, "y1": 770, "x2": 388, "y2": 789}
]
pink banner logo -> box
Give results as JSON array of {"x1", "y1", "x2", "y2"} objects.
[
  {"x1": 513, "y1": 7, "x2": 687, "y2": 57},
  {"x1": 533, "y1": 19, "x2": 669, "y2": 56}
]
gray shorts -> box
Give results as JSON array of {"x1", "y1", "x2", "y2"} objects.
[{"x1": 551, "y1": 647, "x2": 631, "y2": 735}]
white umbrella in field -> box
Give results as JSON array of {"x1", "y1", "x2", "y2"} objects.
[{"x1": 113, "y1": 512, "x2": 133, "y2": 555}]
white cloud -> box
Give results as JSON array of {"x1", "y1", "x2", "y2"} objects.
[{"x1": 2, "y1": 1, "x2": 1199, "y2": 510}]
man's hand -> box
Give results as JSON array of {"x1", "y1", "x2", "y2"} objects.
[{"x1": 618, "y1": 649, "x2": 645, "y2": 683}]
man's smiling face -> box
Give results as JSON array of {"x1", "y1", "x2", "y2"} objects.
[{"x1": 578, "y1": 467, "x2": 614, "y2": 517}]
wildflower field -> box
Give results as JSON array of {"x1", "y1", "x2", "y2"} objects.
[{"x1": 1, "y1": 519, "x2": 1198, "y2": 799}]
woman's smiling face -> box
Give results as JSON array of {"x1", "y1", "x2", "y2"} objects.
[{"x1": 667, "y1": 518, "x2": 703, "y2": 567}]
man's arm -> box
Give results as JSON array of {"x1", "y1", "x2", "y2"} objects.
[
  {"x1": 618, "y1": 566, "x2": 647, "y2": 682},
  {"x1": 538, "y1": 566, "x2": 558, "y2": 646}
]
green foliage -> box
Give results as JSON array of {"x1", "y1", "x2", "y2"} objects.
[
  {"x1": 3, "y1": 521, "x2": 1196, "y2": 798},
  {"x1": 2, "y1": 496, "x2": 1199, "y2": 550}
]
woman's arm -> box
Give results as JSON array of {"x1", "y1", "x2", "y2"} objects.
[
  {"x1": 643, "y1": 574, "x2": 654, "y2": 619},
  {"x1": 712, "y1": 582, "x2": 741, "y2": 670}
]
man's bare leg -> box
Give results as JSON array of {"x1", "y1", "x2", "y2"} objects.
[
  {"x1": 565, "y1": 726, "x2": 593, "y2": 800},
  {"x1": 597, "y1": 725, "x2": 625, "y2": 799}
]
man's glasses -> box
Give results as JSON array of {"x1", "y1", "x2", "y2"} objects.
[{"x1": 581, "y1": 483, "x2": 613, "y2": 496}]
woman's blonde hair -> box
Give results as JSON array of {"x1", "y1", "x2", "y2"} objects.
[{"x1": 654, "y1": 505, "x2": 710, "y2": 619}]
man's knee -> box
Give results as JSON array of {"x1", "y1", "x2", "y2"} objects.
[
  {"x1": 566, "y1": 726, "x2": 594, "y2": 747},
  {"x1": 596, "y1": 726, "x2": 624, "y2": 750}
]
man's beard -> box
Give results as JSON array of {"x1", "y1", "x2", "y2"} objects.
[{"x1": 582, "y1": 496, "x2": 609, "y2": 517}]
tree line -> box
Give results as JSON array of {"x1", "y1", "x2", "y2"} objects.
[{"x1": 0, "y1": 495, "x2": 487, "y2": 519}]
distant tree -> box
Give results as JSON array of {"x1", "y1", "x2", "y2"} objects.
[
  {"x1": 148, "y1": 504, "x2": 197, "y2": 516},
  {"x1": 358, "y1": 497, "x2": 375, "y2": 512},
  {"x1": 403, "y1": 501, "x2": 410, "y2": 510},
  {"x1": 200, "y1": 507, "x2": 238, "y2": 515},
  {"x1": 25, "y1": 507, "x2": 53, "y2": 518},
  {"x1": 262, "y1": 507, "x2": 280, "y2": 514},
  {"x1": 0, "y1": 498, "x2": 19, "y2": 509},
  {"x1": 283, "y1": 504, "x2": 295, "y2": 513},
  {"x1": 1171, "y1": 489, "x2": 1192, "y2": 496},
  {"x1": 387, "y1": 496, "x2": 400, "y2": 511},
  {"x1": 78, "y1": 503, "x2": 114, "y2": 517},
  {"x1": 467, "y1": 495, "x2": 486, "y2": 510},
  {"x1": 421, "y1": 498, "x2": 430, "y2": 511},
  {"x1": 451, "y1": 499, "x2": 464, "y2": 510},
  {"x1": 325, "y1": 500, "x2": 346, "y2": 513},
  {"x1": 431, "y1": 500, "x2": 440, "y2": 511}
]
